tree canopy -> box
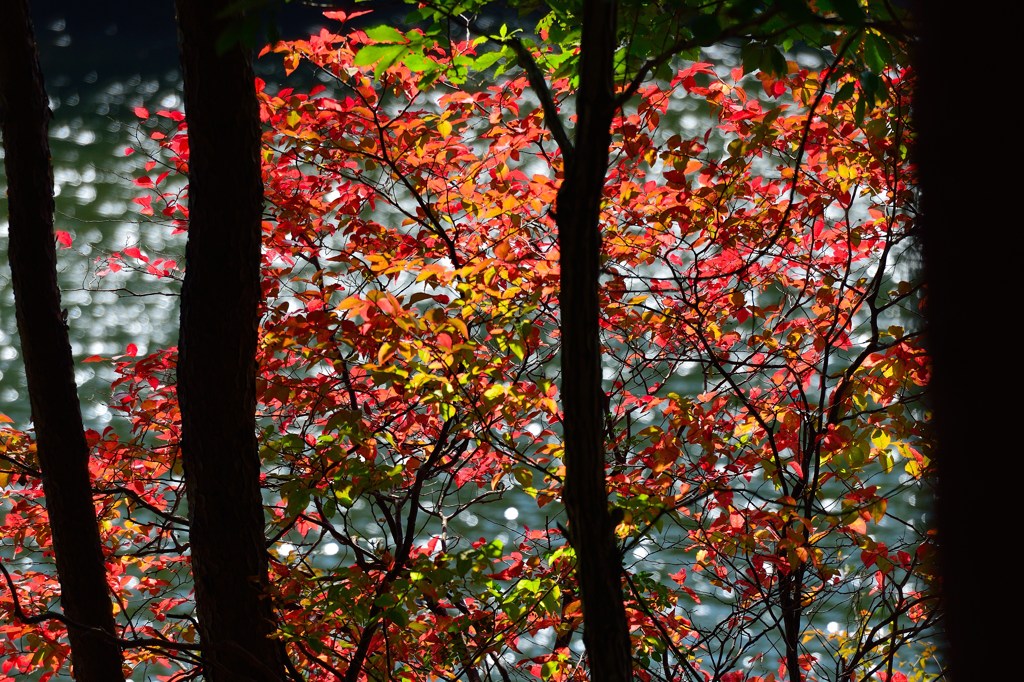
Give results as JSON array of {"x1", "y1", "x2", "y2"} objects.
[{"x1": 0, "y1": 2, "x2": 937, "y2": 681}]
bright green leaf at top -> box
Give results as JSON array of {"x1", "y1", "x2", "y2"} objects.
[
  {"x1": 471, "y1": 49, "x2": 505, "y2": 73},
  {"x1": 365, "y1": 24, "x2": 409, "y2": 44},
  {"x1": 401, "y1": 51, "x2": 434, "y2": 73},
  {"x1": 354, "y1": 43, "x2": 410, "y2": 70}
]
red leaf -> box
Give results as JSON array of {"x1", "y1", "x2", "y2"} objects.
[
  {"x1": 133, "y1": 106, "x2": 150, "y2": 119},
  {"x1": 133, "y1": 196, "x2": 154, "y2": 216},
  {"x1": 55, "y1": 230, "x2": 72, "y2": 248},
  {"x1": 324, "y1": 9, "x2": 372, "y2": 22},
  {"x1": 126, "y1": 343, "x2": 138, "y2": 357},
  {"x1": 663, "y1": 169, "x2": 689, "y2": 185}
]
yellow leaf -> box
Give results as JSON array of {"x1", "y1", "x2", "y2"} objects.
[
  {"x1": 870, "y1": 428, "x2": 891, "y2": 450},
  {"x1": 483, "y1": 385, "x2": 505, "y2": 402}
]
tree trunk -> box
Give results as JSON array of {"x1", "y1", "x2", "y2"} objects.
[
  {"x1": 0, "y1": 1, "x2": 126, "y2": 680},
  {"x1": 914, "y1": 2, "x2": 997, "y2": 678},
  {"x1": 556, "y1": 1, "x2": 633, "y2": 679},
  {"x1": 174, "y1": 2, "x2": 287, "y2": 679}
]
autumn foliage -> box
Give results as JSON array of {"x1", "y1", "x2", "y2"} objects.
[{"x1": 0, "y1": 12, "x2": 935, "y2": 682}]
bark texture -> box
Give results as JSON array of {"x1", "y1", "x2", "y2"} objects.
[
  {"x1": 555, "y1": 1, "x2": 633, "y2": 679},
  {"x1": 0, "y1": 1, "x2": 125, "y2": 679},
  {"x1": 174, "y1": 1, "x2": 287, "y2": 679}
]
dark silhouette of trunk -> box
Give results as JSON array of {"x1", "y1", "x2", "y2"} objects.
[
  {"x1": 915, "y1": 2, "x2": 996, "y2": 678},
  {"x1": 0, "y1": 1, "x2": 126, "y2": 680},
  {"x1": 174, "y1": 1, "x2": 287, "y2": 679},
  {"x1": 556, "y1": 0, "x2": 633, "y2": 679}
]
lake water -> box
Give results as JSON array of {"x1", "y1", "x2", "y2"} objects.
[{"x1": 1, "y1": 3, "x2": 345, "y2": 428}]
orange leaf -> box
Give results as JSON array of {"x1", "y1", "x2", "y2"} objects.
[{"x1": 846, "y1": 517, "x2": 867, "y2": 535}]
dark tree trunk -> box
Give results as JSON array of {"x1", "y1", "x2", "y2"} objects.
[
  {"x1": 914, "y1": 2, "x2": 999, "y2": 678},
  {"x1": 555, "y1": 0, "x2": 633, "y2": 679},
  {"x1": 174, "y1": 1, "x2": 286, "y2": 679},
  {"x1": 0, "y1": 1, "x2": 125, "y2": 680}
]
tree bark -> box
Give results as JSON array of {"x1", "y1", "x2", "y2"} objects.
[
  {"x1": 0, "y1": 1, "x2": 126, "y2": 680},
  {"x1": 556, "y1": 1, "x2": 633, "y2": 679},
  {"x1": 914, "y1": 2, "x2": 1000, "y2": 678},
  {"x1": 174, "y1": 2, "x2": 287, "y2": 679}
]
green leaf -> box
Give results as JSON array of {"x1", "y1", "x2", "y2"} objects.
[
  {"x1": 365, "y1": 24, "x2": 408, "y2": 44},
  {"x1": 471, "y1": 49, "x2": 505, "y2": 73},
  {"x1": 334, "y1": 484, "x2": 355, "y2": 508},
  {"x1": 765, "y1": 47, "x2": 788, "y2": 77},
  {"x1": 385, "y1": 606, "x2": 410, "y2": 627},
  {"x1": 740, "y1": 43, "x2": 762, "y2": 74},
  {"x1": 402, "y1": 51, "x2": 434, "y2": 73},
  {"x1": 353, "y1": 43, "x2": 409, "y2": 69},
  {"x1": 863, "y1": 32, "x2": 893, "y2": 74},
  {"x1": 853, "y1": 93, "x2": 867, "y2": 126},
  {"x1": 859, "y1": 69, "x2": 881, "y2": 105},
  {"x1": 284, "y1": 486, "x2": 311, "y2": 517},
  {"x1": 539, "y1": 585, "x2": 561, "y2": 614},
  {"x1": 509, "y1": 338, "x2": 526, "y2": 362},
  {"x1": 833, "y1": 80, "x2": 856, "y2": 106}
]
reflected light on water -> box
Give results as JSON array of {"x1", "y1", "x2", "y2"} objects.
[{"x1": 0, "y1": 69, "x2": 183, "y2": 428}]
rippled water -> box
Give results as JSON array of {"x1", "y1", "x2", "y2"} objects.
[
  {"x1": 1, "y1": 4, "x2": 334, "y2": 428},
  {"x1": 1, "y1": 26, "x2": 181, "y2": 429}
]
